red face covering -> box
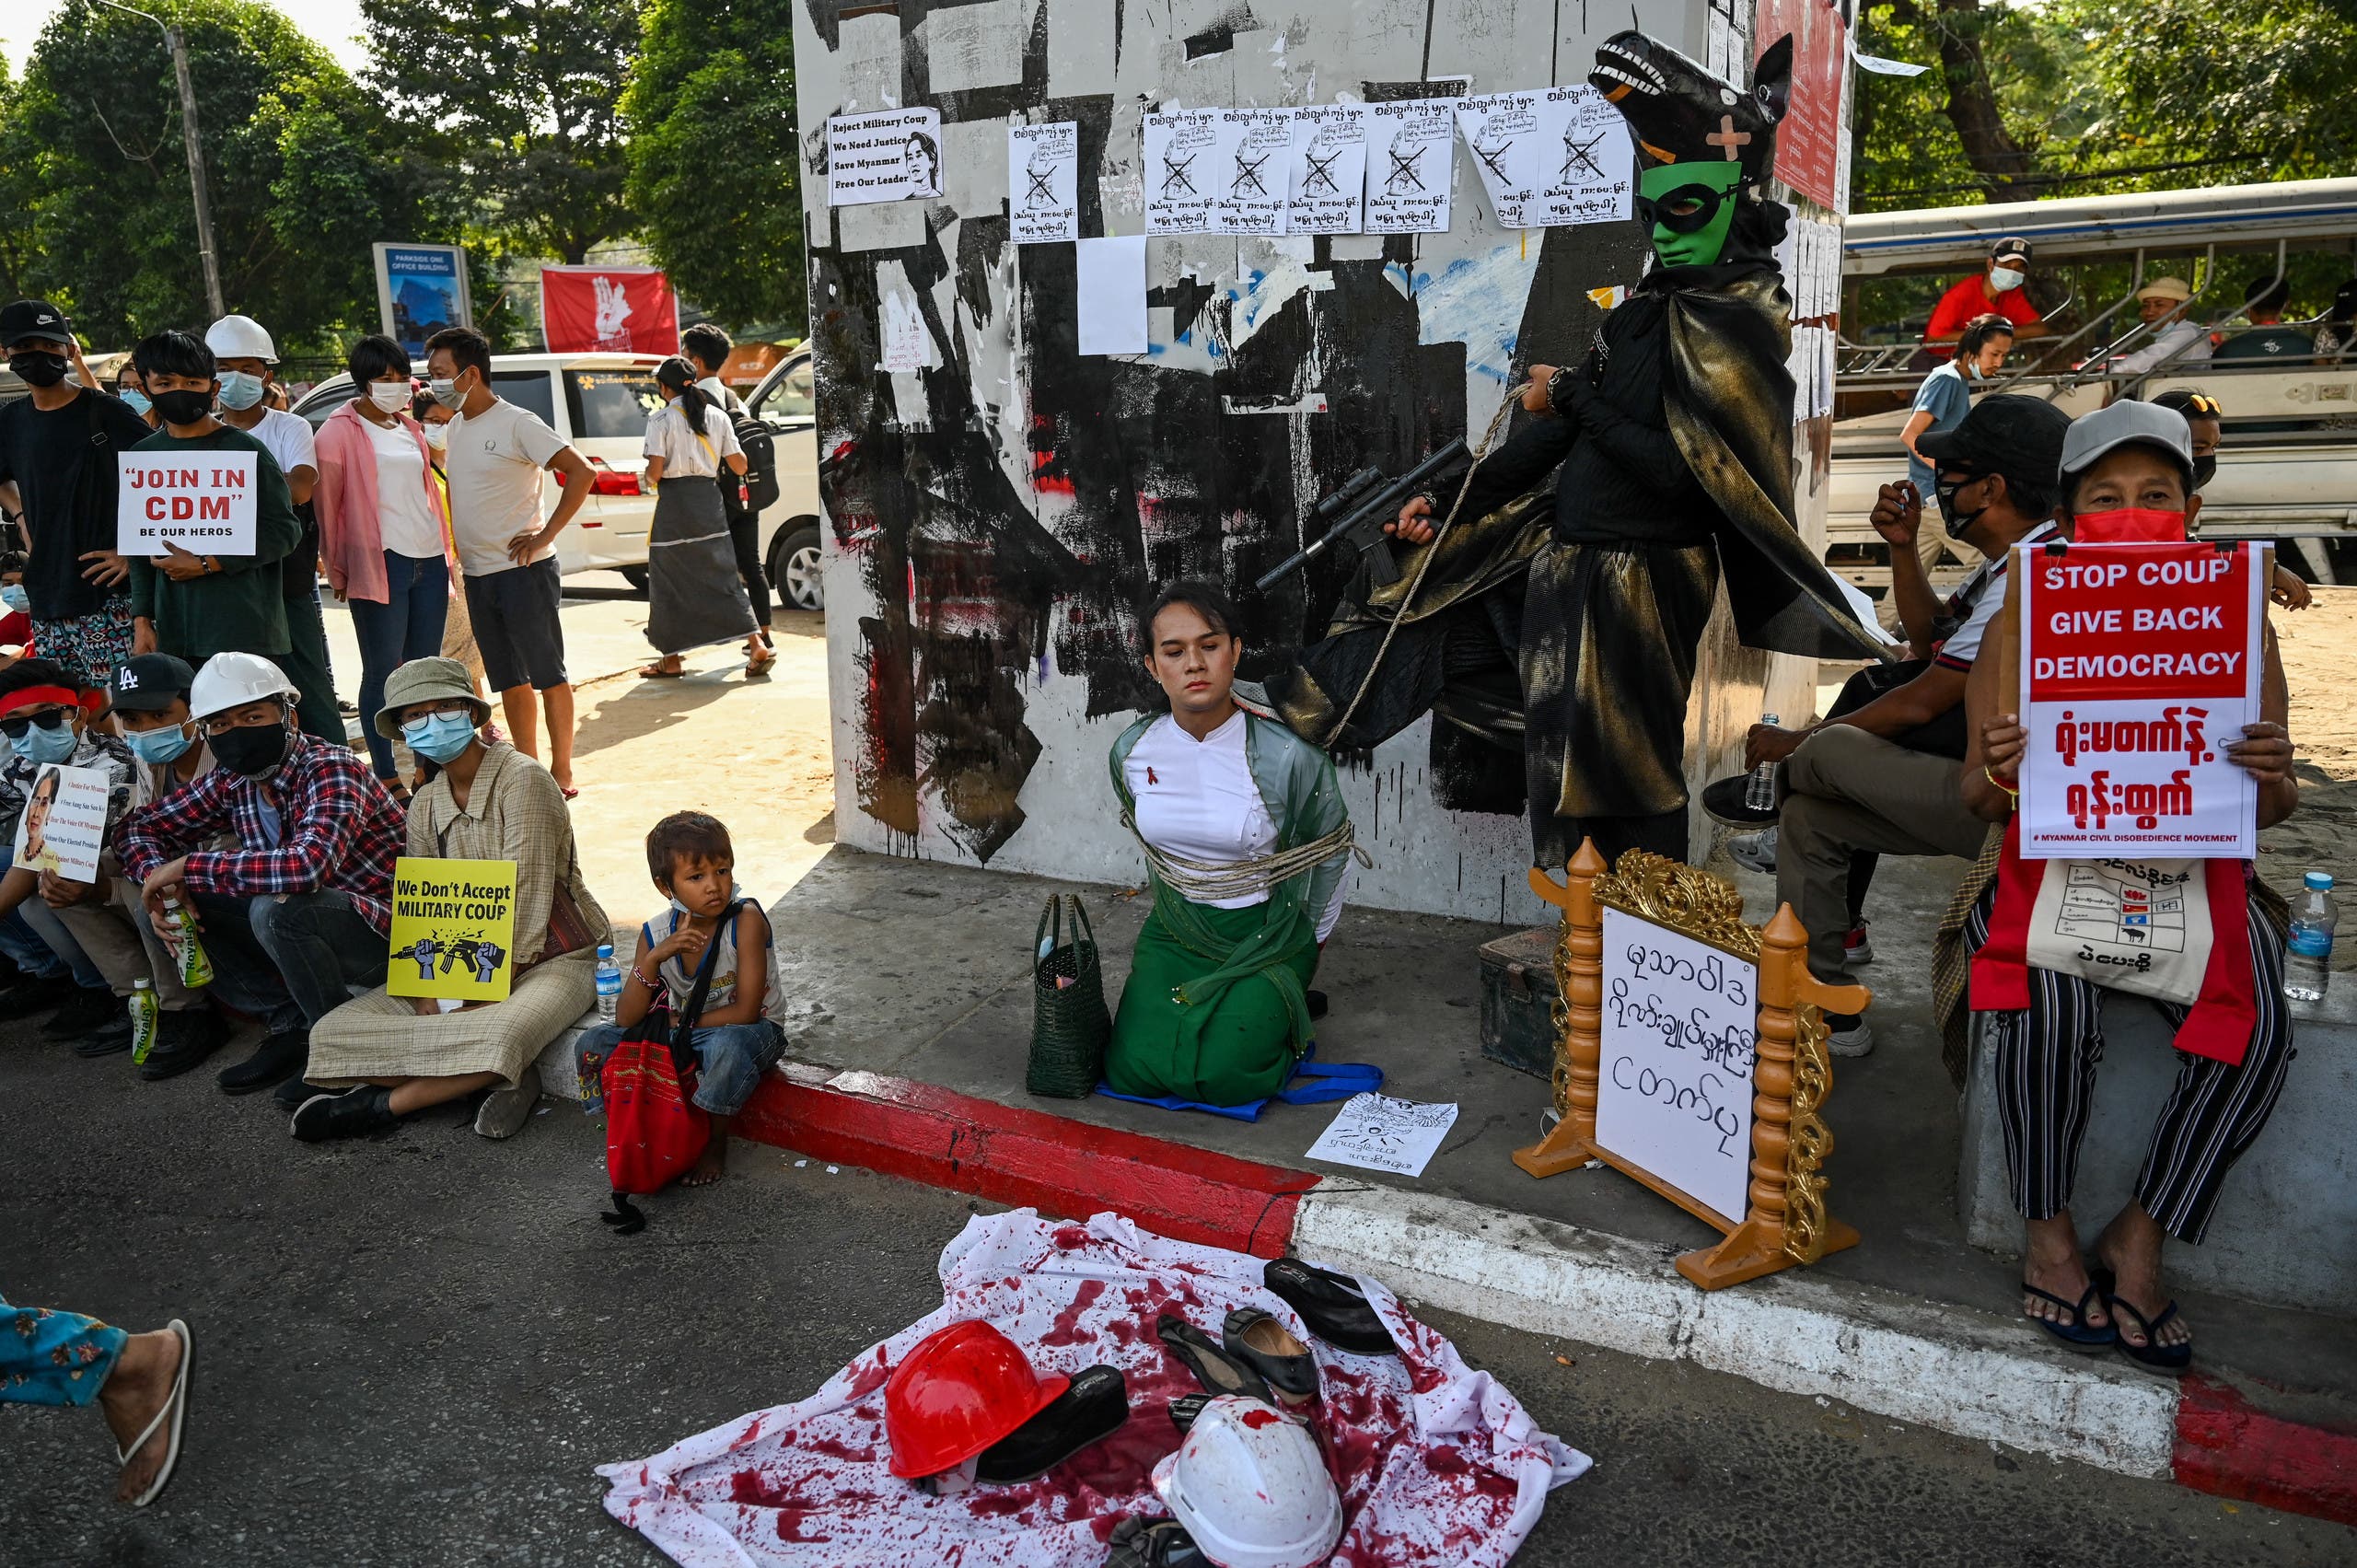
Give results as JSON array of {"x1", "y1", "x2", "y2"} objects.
[{"x1": 2072, "y1": 507, "x2": 2187, "y2": 543}]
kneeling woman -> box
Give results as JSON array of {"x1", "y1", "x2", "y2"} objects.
[
  {"x1": 1106, "y1": 581, "x2": 1355, "y2": 1107},
  {"x1": 291, "y1": 657, "x2": 610, "y2": 1142}
]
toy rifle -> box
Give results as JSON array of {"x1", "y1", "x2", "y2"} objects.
[{"x1": 1252, "y1": 439, "x2": 1473, "y2": 593}]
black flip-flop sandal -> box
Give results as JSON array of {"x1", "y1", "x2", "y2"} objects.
[
  {"x1": 1222, "y1": 1307, "x2": 1318, "y2": 1405},
  {"x1": 1156, "y1": 1314, "x2": 1271, "y2": 1404},
  {"x1": 2022, "y1": 1282, "x2": 2116, "y2": 1353},
  {"x1": 2088, "y1": 1262, "x2": 2192, "y2": 1376}
]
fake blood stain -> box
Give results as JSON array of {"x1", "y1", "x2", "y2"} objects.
[{"x1": 1038, "y1": 1279, "x2": 1108, "y2": 1345}]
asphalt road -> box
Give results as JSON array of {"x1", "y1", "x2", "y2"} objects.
[{"x1": 5, "y1": 1030, "x2": 2349, "y2": 1567}]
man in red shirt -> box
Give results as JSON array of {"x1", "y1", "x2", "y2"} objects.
[{"x1": 1923, "y1": 238, "x2": 2049, "y2": 359}]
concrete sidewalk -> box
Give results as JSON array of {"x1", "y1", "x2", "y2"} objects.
[{"x1": 539, "y1": 837, "x2": 2357, "y2": 1523}]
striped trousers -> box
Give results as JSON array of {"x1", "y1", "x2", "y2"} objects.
[{"x1": 1965, "y1": 885, "x2": 2295, "y2": 1245}]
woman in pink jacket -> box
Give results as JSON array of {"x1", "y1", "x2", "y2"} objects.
[{"x1": 314, "y1": 333, "x2": 454, "y2": 802}]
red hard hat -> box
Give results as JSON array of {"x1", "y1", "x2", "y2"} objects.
[{"x1": 884, "y1": 1320, "x2": 1070, "y2": 1479}]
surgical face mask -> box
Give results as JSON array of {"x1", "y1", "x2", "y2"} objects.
[
  {"x1": 12, "y1": 715, "x2": 79, "y2": 764},
  {"x1": 209, "y1": 717, "x2": 291, "y2": 778},
  {"x1": 1989, "y1": 266, "x2": 2026, "y2": 294},
  {"x1": 428, "y1": 375, "x2": 467, "y2": 410},
  {"x1": 423, "y1": 422, "x2": 447, "y2": 451},
  {"x1": 8, "y1": 351, "x2": 68, "y2": 389},
  {"x1": 2072, "y1": 507, "x2": 2187, "y2": 543},
  {"x1": 123, "y1": 722, "x2": 194, "y2": 766},
  {"x1": 119, "y1": 388, "x2": 151, "y2": 415},
  {"x1": 367, "y1": 381, "x2": 412, "y2": 412},
  {"x1": 0, "y1": 585, "x2": 26, "y2": 615},
  {"x1": 150, "y1": 389, "x2": 214, "y2": 426},
  {"x1": 400, "y1": 710, "x2": 478, "y2": 764},
  {"x1": 217, "y1": 370, "x2": 266, "y2": 411}
]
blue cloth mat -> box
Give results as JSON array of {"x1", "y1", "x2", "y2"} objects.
[{"x1": 1095, "y1": 1048, "x2": 1383, "y2": 1122}]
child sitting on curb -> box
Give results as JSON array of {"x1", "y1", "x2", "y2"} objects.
[{"x1": 575, "y1": 811, "x2": 784, "y2": 1186}]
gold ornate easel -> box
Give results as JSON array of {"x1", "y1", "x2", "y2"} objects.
[{"x1": 1511, "y1": 841, "x2": 1868, "y2": 1290}]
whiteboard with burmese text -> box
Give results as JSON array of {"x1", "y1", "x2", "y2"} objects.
[{"x1": 1593, "y1": 907, "x2": 1760, "y2": 1227}]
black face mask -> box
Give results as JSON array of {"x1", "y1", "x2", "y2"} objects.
[
  {"x1": 2192, "y1": 455, "x2": 2217, "y2": 490},
  {"x1": 8, "y1": 352, "x2": 68, "y2": 389},
  {"x1": 149, "y1": 389, "x2": 214, "y2": 426},
  {"x1": 1934, "y1": 472, "x2": 1995, "y2": 539},
  {"x1": 209, "y1": 720, "x2": 290, "y2": 779}
]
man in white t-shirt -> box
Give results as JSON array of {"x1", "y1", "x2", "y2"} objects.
[
  {"x1": 206, "y1": 314, "x2": 343, "y2": 744},
  {"x1": 423, "y1": 326, "x2": 594, "y2": 792}
]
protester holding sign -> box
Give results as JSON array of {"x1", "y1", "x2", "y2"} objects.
[
  {"x1": 0, "y1": 299, "x2": 147, "y2": 685},
  {"x1": 294, "y1": 658, "x2": 609, "y2": 1144},
  {"x1": 121, "y1": 332, "x2": 301, "y2": 668},
  {"x1": 1954, "y1": 401, "x2": 2298, "y2": 1375},
  {"x1": 117, "y1": 654, "x2": 405, "y2": 1096}
]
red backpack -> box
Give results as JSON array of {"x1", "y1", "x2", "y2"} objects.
[{"x1": 598, "y1": 900, "x2": 745, "y2": 1233}]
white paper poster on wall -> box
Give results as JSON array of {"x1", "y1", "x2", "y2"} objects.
[
  {"x1": 1364, "y1": 99, "x2": 1456, "y2": 234},
  {"x1": 1593, "y1": 907, "x2": 1760, "y2": 1227},
  {"x1": 1455, "y1": 90, "x2": 1545, "y2": 228},
  {"x1": 1215, "y1": 108, "x2": 1294, "y2": 235},
  {"x1": 1284, "y1": 103, "x2": 1369, "y2": 234},
  {"x1": 827, "y1": 108, "x2": 944, "y2": 206},
  {"x1": 1536, "y1": 84, "x2": 1633, "y2": 226},
  {"x1": 1008, "y1": 121, "x2": 1081, "y2": 243},
  {"x1": 1144, "y1": 109, "x2": 1221, "y2": 235},
  {"x1": 1074, "y1": 235, "x2": 1148, "y2": 355}
]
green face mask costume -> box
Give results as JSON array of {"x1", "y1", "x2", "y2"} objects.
[{"x1": 1640, "y1": 161, "x2": 1744, "y2": 270}]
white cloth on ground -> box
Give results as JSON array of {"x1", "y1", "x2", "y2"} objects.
[
  {"x1": 597, "y1": 1209, "x2": 1587, "y2": 1568},
  {"x1": 1123, "y1": 710, "x2": 1350, "y2": 940}
]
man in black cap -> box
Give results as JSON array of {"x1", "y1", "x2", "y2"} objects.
[
  {"x1": 0, "y1": 301, "x2": 149, "y2": 685},
  {"x1": 1716, "y1": 395, "x2": 2072, "y2": 1054},
  {"x1": 48, "y1": 653, "x2": 230, "y2": 1077},
  {"x1": 1923, "y1": 238, "x2": 2050, "y2": 361}
]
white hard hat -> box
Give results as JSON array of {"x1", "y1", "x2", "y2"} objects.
[
  {"x1": 203, "y1": 314, "x2": 277, "y2": 363},
  {"x1": 1150, "y1": 1398, "x2": 1341, "y2": 1568},
  {"x1": 187, "y1": 652, "x2": 299, "y2": 721}
]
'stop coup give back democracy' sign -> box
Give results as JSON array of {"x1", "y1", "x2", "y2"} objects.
[
  {"x1": 116, "y1": 452, "x2": 258, "y2": 556},
  {"x1": 2018, "y1": 539, "x2": 2267, "y2": 859}
]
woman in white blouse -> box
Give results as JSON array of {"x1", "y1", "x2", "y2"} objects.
[
  {"x1": 1106, "y1": 581, "x2": 1356, "y2": 1106},
  {"x1": 313, "y1": 334, "x2": 455, "y2": 801},
  {"x1": 638, "y1": 356, "x2": 767, "y2": 679}
]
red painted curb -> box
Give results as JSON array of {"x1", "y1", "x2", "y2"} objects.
[
  {"x1": 2173, "y1": 1373, "x2": 2357, "y2": 1526},
  {"x1": 734, "y1": 1063, "x2": 1320, "y2": 1259}
]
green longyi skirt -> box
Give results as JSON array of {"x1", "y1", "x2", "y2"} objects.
[{"x1": 1106, "y1": 898, "x2": 1319, "y2": 1108}]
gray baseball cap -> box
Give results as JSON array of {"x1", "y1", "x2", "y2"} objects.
[{"x1": 2058, "y1": 400, "x2": 2193, "y2": 484}]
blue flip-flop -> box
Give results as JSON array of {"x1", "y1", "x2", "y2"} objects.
[
  {"x1": 2088, "y1": 1263, "x2": 2192, "y2": 1376},
  {"x1": 2024, "y1": 1281, "x2": 2116, "y2": 1352}
]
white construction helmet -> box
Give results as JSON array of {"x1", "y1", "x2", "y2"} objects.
[
  {"x1": 187, "y1": 652, "x2": 299, "y2": 721},
  {"x1": 1149, "y1": 1398, "x2": 1341, "y2": 1568},
  {"x1": 203, "y1": 314, "x2": 277, "y2": 363}
]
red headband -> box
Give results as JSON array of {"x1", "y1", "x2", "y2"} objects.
[{"x1": 0, "y1": 684, "x2": 99, "y2": 718}]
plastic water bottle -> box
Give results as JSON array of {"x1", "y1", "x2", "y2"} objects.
[
  {"x1": 1744, "y1": 713, "x2": 1782, "y2": 812},
  {"x1": 2284, "y1": 872, "x2": 2337, "y2": 1007},
  {"x1": 162, "y1": 897, "x2": 213, "y2": 989},
  {"x1": 595, "y1": 943, "x2": 623, "y2": 1023},
  {"x1": 128, "y1": 980, "x2": 159, "y2": 1064}
]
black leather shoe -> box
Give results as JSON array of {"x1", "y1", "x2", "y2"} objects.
[
  {"x1": 75, "y1": 1022, "x2": 135, "y2": 1057},
  {"x1": 1222, "y1": 1307, "x2": 1318, "y2": 1405},
  {"x1": 977, "y1": 1364, "x2": 1128, "y2": 1483},
  {"x1": 137, "y1": 1012, "x2": 231, "y2": 1081},
  {"x1": 291, "y1": 1085, "x2": 398, "y2": 1143},
  {"x1": 1156, "y1": 1314, "x2": 1272, "y2": 1403},
  {"x1": 1263, "y1": 1258, "x2": 1397, "y2": 1356},
  {"x1": 273, "y1": 1073, "x2": 338, "y2": 1110},
  {"x1": 217, "y1": 1030, "x2": 309, "y2": 1095},
  {"x1": 0, "y1": 973, "x2": 74, "y2": 1019},
  {"x1": 41, "y1": 984, "x2": 124, "y2": 1041}
]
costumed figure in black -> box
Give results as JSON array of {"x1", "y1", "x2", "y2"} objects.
[{"x1": 1260, "y1": 32, "x2": 1888, "y2": 869}]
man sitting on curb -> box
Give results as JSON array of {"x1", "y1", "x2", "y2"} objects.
[
  {"x1": 49, "y1": 655, "x2": 232, "y2": 1079},
  {"x1": 118, "y1": 653, "x2": 406, "y2": 1094},
  {"x1": 1706, "y1": 396, "x2": 2073, "y2": 1056}
]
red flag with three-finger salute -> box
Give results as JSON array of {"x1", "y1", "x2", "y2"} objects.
[{"x1": 540, "y1": 266, "x2": 679, "y2": 356}]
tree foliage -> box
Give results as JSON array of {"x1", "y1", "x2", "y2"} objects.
[
  {"x1": 362, "y1": 0, "x2": 642, "y2": 266},
  {"x1": 2, "y1": 0, "x2": 415, "y2": 350},
  {"x1": 621, "y1": 0, "x2": 805, "y2": 329}
]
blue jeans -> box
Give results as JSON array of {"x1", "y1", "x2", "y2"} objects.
[
  {"x1": 192, "y1": 889, "x2": 390, "y2": 1037},
  {"x1": 1, "y1": 1292, "x2": 124, "y2": 1407},
  {"x1": 0, "y1": 845, "x2": 101, "y2": 987},
  {"x1": 351, "y1": 552, "x2": 453, "y2": 781},
  {"x1": 574, "y1": 1019, "x2": 785, "y2": 1116}
]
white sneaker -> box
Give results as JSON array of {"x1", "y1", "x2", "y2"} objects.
[
  {"x1": 1823, "y1": 1011, "x2": 1874, "y2": 1057},
  {"x1": 473, "y1": 1075, "x2": 541, "y2": 1139},
  {"x1": 1729, "y1": 826, "x2": 1779, "y2": 874}
]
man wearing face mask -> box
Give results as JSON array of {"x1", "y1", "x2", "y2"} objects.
[
  {"x1": 117, "y1": 653, "x2": 406, "y2": 1095},
  {"x1": 1923, "y1": 238, "x2": 2049, "y2": 362},
  {"x1": 0, "y1": 301, "x2": 153, "y2": 686},
  {"x1": 123, "y1": 331, "x2": 303, "y2": 671},
  {"x1": 0, "y1": 658, "x2": 138, "y2": 1043},
  {"x1": 204, "y1": 316, "x2": 343, "y2": 745},
  {"x1": 1714, "y1": 396, "x2": 2071, "y2": 1054},
  {"x1": 47, "y1": 655, "x2": 232, "y2": 1078}
]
